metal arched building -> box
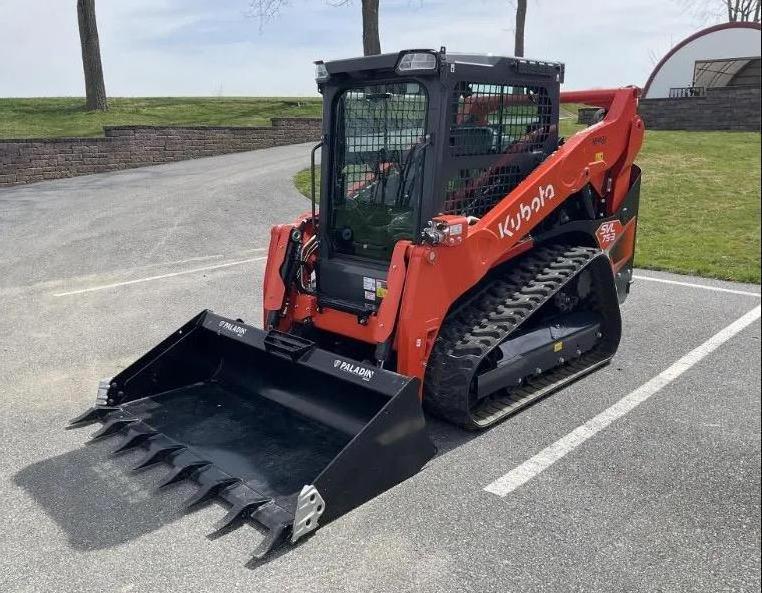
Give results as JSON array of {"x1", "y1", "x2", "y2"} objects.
[{"x1": 639, "y1": 22, "x2": 761, "y2": 130}]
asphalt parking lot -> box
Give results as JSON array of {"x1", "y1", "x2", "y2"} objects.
[{"x1": 1, "y1": 144, "x2": 760, "y2": 593}]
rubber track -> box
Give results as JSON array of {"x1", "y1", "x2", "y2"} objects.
[{"x1": 423, "y1": 244, "x2": 605, "y2": 429}]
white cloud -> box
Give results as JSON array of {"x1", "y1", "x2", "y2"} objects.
[{"x1": 0, "y1": 0, "x2": 709, "y2": 96}]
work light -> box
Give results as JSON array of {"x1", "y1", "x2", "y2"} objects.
[
  {"x1": 396, "y1": 51, "x2": 438, "y2": 73},
  {"x1": 314, "y1": 61, "x2": 329, "y2": 83}
]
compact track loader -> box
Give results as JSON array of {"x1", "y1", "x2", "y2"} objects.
[{"x1": 71, "y1": 49, "x2": 644, "y2": 561}]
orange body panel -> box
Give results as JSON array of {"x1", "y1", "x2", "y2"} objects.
[{"x1": 263, "y1": 87, "x2": 644, "y2": 390}]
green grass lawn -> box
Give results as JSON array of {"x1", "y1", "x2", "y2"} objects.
[
  {"x1": 635, "y1": 130, "x2": 760, "y2": 283},
  {"x1": 294, "y1": 168, "x2": 318, "y2": 202},
  {"x1": 293, "y1": 128, "x2": 761, "y2": 284},
  {"x1": 0, "y1": 97, "x2": 322, "y2": 138}
]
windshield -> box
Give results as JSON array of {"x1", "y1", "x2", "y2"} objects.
[{"x1": 330, "y1": 81, "x2": 428, "y2": 261}]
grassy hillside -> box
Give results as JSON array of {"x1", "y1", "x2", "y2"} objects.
[
  {"x1": 294, "y1": 128, "x2": 761, "y2": 284},
  {"x1": 0, "y1": 97, "x2": 322, "y2": 138}
]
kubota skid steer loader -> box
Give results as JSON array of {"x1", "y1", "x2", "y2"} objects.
[{"x1": 70, "y1": 48, "x2": 644, "y2": 562}]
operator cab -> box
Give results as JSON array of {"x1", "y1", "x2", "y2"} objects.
[{"x1": 312, "y1": 49, "x2": 563, "y2": 318}]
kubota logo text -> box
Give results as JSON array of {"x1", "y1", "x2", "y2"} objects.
[
  {"x1": 497, "y1": 184, "x2": 556, "y2": 239},
  {"x1": 333, "y1": 359, "x2": 375, "y2": 382},
  {"x1": 218, "y1": 320, "x2": 247, "y2": 336}
]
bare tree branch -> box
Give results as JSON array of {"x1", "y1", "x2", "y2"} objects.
[
  {"x1": 247, "y1": 0, "x2": 288, "y2": 30},
  {"x1": 249, "y1": 0, "x2": 381, "y2": 55},
  {"x1": 676, "y1": 0, "x2": 761, "y2": 22}
]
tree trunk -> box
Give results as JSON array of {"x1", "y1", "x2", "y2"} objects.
[
  {"x1": 514, "y1": 0, "x2": 527, "y2": 57},
  {"x1": 361, "y1": 0, "x2": 381, "y2": 56},
  {"x1": 77, "y1": 0, "x2": 108, "y2": 111}
]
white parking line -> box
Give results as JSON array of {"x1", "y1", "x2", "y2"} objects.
[
  {"x1": 633, "y1": 274, "x2": 761, "y2": 298},
  {"x1": 53, "y1": 257, "x2": 266, "y2": 297},
  {"x1": 484, "y1": 304, "x2": 761, "y2": 497}
]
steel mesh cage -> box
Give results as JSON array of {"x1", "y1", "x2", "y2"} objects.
[
  {"x1": 442, "y1": 166, "x2": 522, "y2": 218},
  {"x1": 335, "y1": 83, "x2": 428, "y2": 201},
  {"x1": 441, "y1": 82, "x2": 552, "y2": 218},
  {"x1": 329, "y1": 82, "x2": 429, "y2": 260}
]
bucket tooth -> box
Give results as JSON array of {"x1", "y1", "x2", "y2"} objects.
[
  {"x1": 158, "y1": 461, "x2": 211, "y2": 489},
  {"x1": 89, "y1": 417, "x2": 137, "y2": 441},
  {"x1": 209, "y1": 498, "x2": 270, "y2": 537},
  {"x1": 183, "y1": 478, "x2": 240, "y2": 510},
  {"x1": 68, "y1": 406, "x2": 118, "y2": 428},
  {"x1": 132, "y1": 443, "x2": 186, "y2": 471},
  {"x1": 111, "y1": 430, "x2": 157, "y2": 456},
  {"x1": 249, "y1": 523, "x2": 289, "y2": 562}
]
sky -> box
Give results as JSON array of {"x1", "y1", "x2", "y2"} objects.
[{"x1": 0, "y1": 0, "x2": 716, "y2": 97}]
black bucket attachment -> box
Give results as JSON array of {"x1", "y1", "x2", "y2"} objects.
[{"x1": 69, "y1": 311, "x2": 436, "y2": 561}]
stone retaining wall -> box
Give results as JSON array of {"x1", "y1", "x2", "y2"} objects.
[
  {"x1": 0, "y1": 117, "x2": 322, "y2": 186},
  {"x1": 638, "y1": 86, "x2": 761, "y2": 131}
]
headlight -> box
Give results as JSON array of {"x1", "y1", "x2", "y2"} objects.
[
  {"x1": 314, "y1": 61, "x2": 329, "y2": 83},
  {"x1": 396, "y1": 51, "x2": 438, "y2": 73}
]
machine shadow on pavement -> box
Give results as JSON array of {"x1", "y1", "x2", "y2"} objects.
[
  {"x1": 14, "y1": 436, "x2": 199, "y2": 551},
  {"x1": 425, "y1": 416, "x2": 480, "y2": 457},
  {"x1": 12, "y1": 412, "x2": 478, "y2": 564}
]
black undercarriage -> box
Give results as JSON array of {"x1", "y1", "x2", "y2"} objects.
[{"x1": 424, "y1": 243, "x2": 623, "y2": 429}]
